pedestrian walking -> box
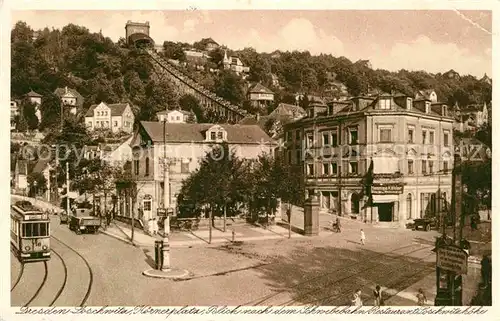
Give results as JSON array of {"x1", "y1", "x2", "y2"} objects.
[
  {"x1": 351, "y1": 289, "x2": 363, "y2": 307},
  {"x1": 147, "y1": 219, "x2": 154, "y2": 236},
  {"x1": 336, "y1": 216, "x2": 341, "y2": 233},
  {"x1": 360, "y1": 229, "x2": 366, "y2": 245},
  {"x1": 373, "y1": 285, "x2": 383, "y2": 306},
  {"x1": 152, "y1": 218, "x2": 158, "y2": 235},
  {"x1": 416, "y1": 288, "x2": 427, "y2": 306}
]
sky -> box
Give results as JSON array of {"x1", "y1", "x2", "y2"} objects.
[{"x1": 11, "y1": 10, "x2": 492, "y2": 78}]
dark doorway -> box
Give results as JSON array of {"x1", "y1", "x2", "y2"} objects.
[{"x1": 376, "y1": 202, "x2": 394, "y2": 222}]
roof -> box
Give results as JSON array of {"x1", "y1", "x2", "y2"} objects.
[
  {"x1": 157, "y1": 109, "x2": 192, "y2": 116},
  {"x1": 139, "y1": 121, "x2": 274, "y2": 144},
  {"x1": 32, "y1": 158, "x2": 51, "y2": 174},
  {"x1": 416, "y1": 89, "x2": 435, "y2": 99},
  {"x1": 200, "y1": 37, "x2": 219, "y2": 46},
  {"x1": 269, "y1": 103, "x2": 306, "y2": 119},
  {"x1": 26, "y1": 90, "x2": 42, "y2": 97},
  {"x1": 248, "y1": 83, "x2": 274, "y2": 95},
  {"x1": 54, "y1": 87, "x2": 84, "y2": 105},
  {"x1": 85, "y1": 103, "x2": 131, "y2": 117}
]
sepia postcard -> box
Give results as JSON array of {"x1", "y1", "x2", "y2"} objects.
[{"x1": 1, "y1": 0, "x2": 497, "y2": 320}]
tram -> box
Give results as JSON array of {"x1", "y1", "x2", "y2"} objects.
[{"x1": 11, "y1": 201, "x2": 51, "y2": 262}]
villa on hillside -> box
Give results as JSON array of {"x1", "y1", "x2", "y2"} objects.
[
  {"x1": 247, "y1": 83, "x2": 275, "y2": 110},
  {"x1": 223, "y1": 51, "x2": 250, "y2": 75},
  {"x1": 54, "y1": 86, "x2": 84, "y2": 115},
  {"x1": 85, "y1": 102, "x2": 135, "y2": 134}
]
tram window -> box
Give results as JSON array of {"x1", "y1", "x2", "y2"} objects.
[
  {"x1": 22, "y1": 223, "x2": 49, "y2": 237},
  {"x1": 40, "y1": 223, "x2": 47, "y2": 236}
]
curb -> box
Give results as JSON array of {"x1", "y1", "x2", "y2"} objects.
[{"x1": 142, "y1": 268, "x2": 191, "y2": 280}]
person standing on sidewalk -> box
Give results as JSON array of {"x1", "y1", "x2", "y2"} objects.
[
  {"x1": 360, "y1": 229, "x2": 366, "y2": 245},
  {"x1": 336, "y1": 216, "x2": 341, "y2": 233},
  {"x1": 152, "y1": 218, "x2": 159, "y2": 235},
  {"x1": 351, "y1": 289, "x2": 363, "y2": 306},
  {"x1": 373, "y1": 285, "x2": 383, "y2": 306},
  {"x1": 416, "y1": 288, "x2": 427, "y2": 306}
]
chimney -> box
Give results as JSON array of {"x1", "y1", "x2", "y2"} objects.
[{"x1": 65, "y1": 86, "x2": 68, "y2": 94}]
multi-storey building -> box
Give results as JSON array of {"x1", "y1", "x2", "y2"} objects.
[
  {"x1": 247, "y1": 83, "x2": 275, "y2": 110},
  {"x1": 126, "y1": 121, "x2": 275, "y2": 220},
  {"x1": 85, "y1": 102, "x2": 135, "y2": 134},
  {"x1": 283, "y1": 93, "x2": 454, "y2": 227}
]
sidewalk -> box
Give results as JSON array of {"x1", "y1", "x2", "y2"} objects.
[{"x1": 101, "y1": 220, "x2": 306, "y2": 248}]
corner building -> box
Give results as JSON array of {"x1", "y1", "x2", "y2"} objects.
[{"x1": 284, "y1": 93, "x2": 454, "y2": 227}]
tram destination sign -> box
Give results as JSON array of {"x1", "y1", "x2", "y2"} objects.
[
  {"x1": 437, "y1": 246, "x2": 468, "y2": 274},
  {"x1": 371, "y1": 184, "x2": 404, "y2": 195}
]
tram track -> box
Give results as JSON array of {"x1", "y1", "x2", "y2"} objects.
[
  {"x1": 51, "y1": 236, "x2": 93, "y2": 307},
  {"x1": 22, "y1": 262, "x2": 48, "y2": 307},
  {"x1": 291, "y1": 251, "x2": 435, "y2": 306},
  {"x1": 11, "y1": 263, "x2": 24, "y2": 291},
  {"x1": 48, "y1": 248, "x2": 68, "y2": 307},
  {"x1": 282, "y1": 245, "x2": 432, "y2": 306},
  {"x1": 245, "y1": 243, "x2": 421, "y2": 306}
]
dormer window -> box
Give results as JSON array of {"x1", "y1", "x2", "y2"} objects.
[
  {"x1": 442, "y1": 105, "x2": 448, "y2": 116},
  {"x1": 380, "y1": 99, "x2": 391, "y2": 110},
  {"x1": 425, "y1": 102, "x2": 431, "y2": 113},
  {"x1": 210, "y1": 132, "x2": 216, "y2": 140},
  {"x1": 206, "y1": 125, "x2": 227, "y2": 141},
  {"x1": 406, "y1": 98, "x2": 412, "y2": 110}
]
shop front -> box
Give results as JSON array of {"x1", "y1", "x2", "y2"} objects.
[{"x1": 371, "y1": 184, "x2": 404, "y2": 223}]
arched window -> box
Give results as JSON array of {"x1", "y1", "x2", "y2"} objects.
[
  {"x1": 145, "y1": 157, "x2": 150, "y2": 176},
  {"x1": 406, "y1": 193, "x2": 412, "y2": 219},
  {"x1": 351, "y1": 193, "x2": 360, "y2": 214}
]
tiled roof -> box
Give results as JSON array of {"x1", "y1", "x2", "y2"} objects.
[
  {"x1": 85, "y1": 103, "x2": 131, "y2": 117},
  {"x1": 54, "y1": 87, "x2": 84, "y2": 106},
  {"x1": 26, "y1": 90, "x2": 42, "y2": 97},
  {"x1": 139, "y1": 121, "x2": 273, "y2": 144},
  {"x1": 157, "y1": 109, "x2": 193, "y2": 116},
  {"x1": 269, "y1": 103, "x2": 306, "y2": 118},
  {"x1": 248, "y1": 83, "x2": 274, "y2": 95}
]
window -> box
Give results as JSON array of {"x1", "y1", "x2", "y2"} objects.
[
  {"x1": 429, "y1": 161, "x2": 434, "y2": 173},
  {"x1": 379, "y1": 128, "x2": 392, "y2": 142},
  {"x1": 380, "y1": 99, "x2": 391, "y2": 109},
  {"x1": 181, "y1": 161, "x2": 189, "y2": 173},
  {"x1": 295, "y1": 130, "x2": 300, "y2": 140},
  {"x1": 105, "y1": 121, "x2": 109, "y2": 127},
  {"x1": 406, "y1": 194, "x2": 412, "y2": 219},
  {"x1": 145, "y1": 158, "x2": 150, "y2": 176},
  {"x1": 176, "y1": 116, "x2": 180, "y2": 121},
  {"x1": 331, "y1": 132, "x2": 338, "y2": 147},
  {"x1": 408, "y1": 160, "x2": 414, "y2": 174},
  {"x1": 349, "y1": 162, "x2": 358, "y2": 174},
  {"x1": 323, "y1": 163, "x2": 330, "y2": 175},
  {"x1": 217, "y1": 131, "x2": 223, "y2": 139},
  {"x1": 210, "y1": 132, "x2": 216, "y2": 140},
  {"x1": 296, "y1": 150, "x2": 302, "y2": 163},
  {"x1": 22, "y1": 222, "x2": 49, "y2": 237},
  {"x1": 422, "y1": 130, "x2": 427, "y2": 144},
  {"x1": 286, "y1": 131, "x2": 291, "y2": 142},
  {"x1": 307, "y1": 164, "x2": 314, "y2": 175},
  {"x1": 143, "y1": 200, "x2": 152, "y2": 211},
  {"x1": 408, "y1": 128, "x2": 414, "y2": 143},
  {"x1": 114, "y1": 121, "x2": 118, "y2": 127},
  {"x1": 87, "y1": 122, "x2": 92, "y2": 127},
  {"x1": 443, "y1": 132, "x2": 449, "y2": 147},
  {"x1": 331, "y1": 162, "x2": 338, "y2": 175},
  {"x1": 134, "y1": 160, "x2": 139, "y2": 175},
  {"x1": 429, "y1": 131, "x2": 435, "y2": 144},
  {"x1": 443, "y1": 161, "x2": 449, "y2": 172},
  {"x1": 349, "y1": 128, "x2": 358, "y2": 145},
  {"x1": 287, "y1": 150, "x2": 292, "y2": 163},
  {"x1": 422, "y1": 160, "x2": 427, "y2": 174},
  {"x1": 306, "y1": 133, "x2": 314, "y2": 148},
  {"x1": 323, "y1": 133, "x2": 330, "y2": 146}
]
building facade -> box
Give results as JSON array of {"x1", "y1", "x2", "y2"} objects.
[
  {"x1": 85, "y1": 102, "x2": 135, "y2": 133},
  {"x1": 54, "y1": 86, "x2": 84, "y2": 115},
  {"x1": 223, "y1": 51, "x2": 250, "y2": 75},
  {"x1": 283, "y1": 93, "x2": 454, "y2": 227},
  {"x1": 156, "y1": 109, "x2": 193, "y2": 123},
  {"x1": 127, "y1": 121, "x2": 275, "y2": 221},
  {"x1": 247, "y1": 83, "x2": 275, "y2": 110}
]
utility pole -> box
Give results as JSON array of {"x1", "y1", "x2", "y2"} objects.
[
  {"x1": 130, "y1": 190, "x2": 134, "y2": 242},
  {"x1": 162, "y1": 119, "x2": 171, "y2": 270},
  {"x1": 65, "y1": 161, "x2": 70, "y2": 215}
]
